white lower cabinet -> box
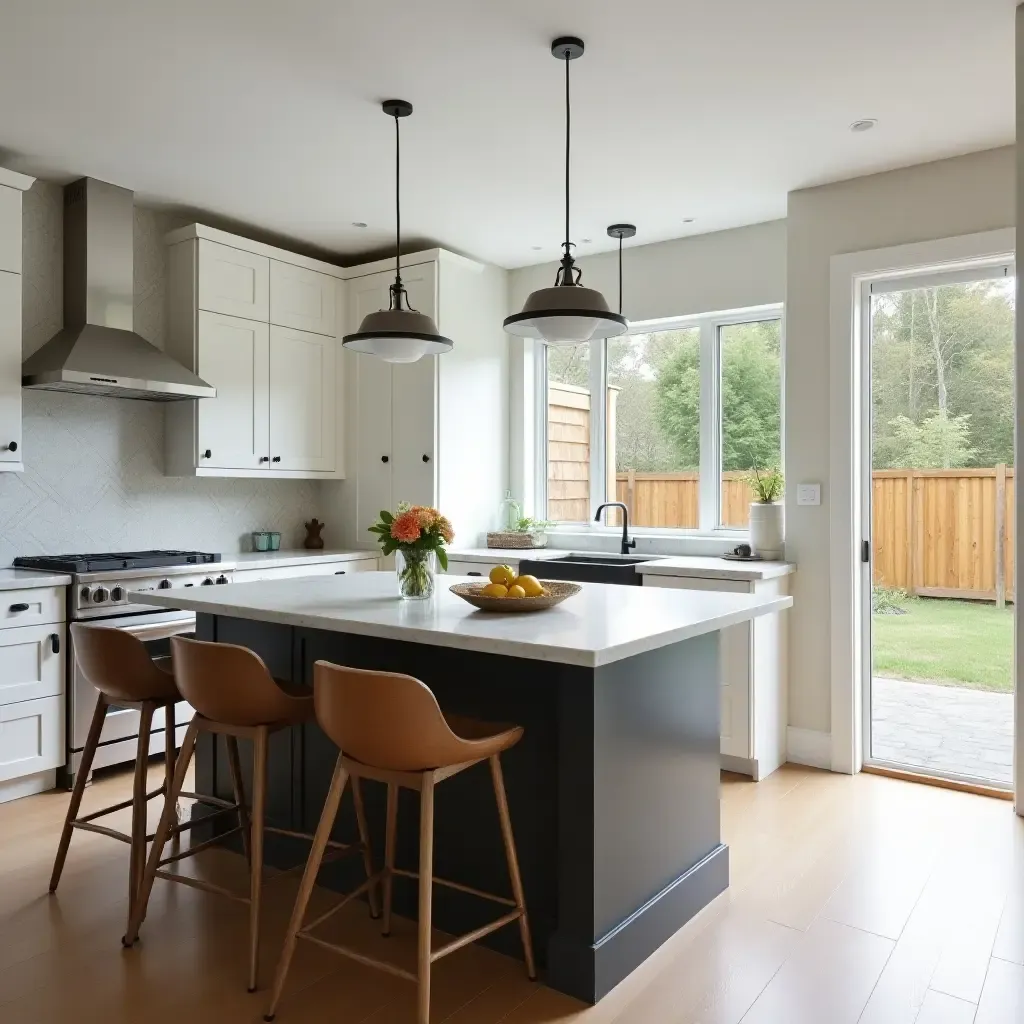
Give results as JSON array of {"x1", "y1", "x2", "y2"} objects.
[
  {"x1": 231, "y1": 558, "x2": 378, "y2": 584},
  {"x1": 644, "y1": 573, "x2": 789, "y2": 780},
  {"x1": 0, "y1": 585, "x2": 66, "y2": 795}
]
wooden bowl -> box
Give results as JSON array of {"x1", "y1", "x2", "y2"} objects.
[{"x1": 449, "y1": 580, "x2": 582, "y2": 613}]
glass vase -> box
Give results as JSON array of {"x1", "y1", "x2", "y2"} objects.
[{"x1": 396, "y1": 549, "x2": 436, "y2": 600}]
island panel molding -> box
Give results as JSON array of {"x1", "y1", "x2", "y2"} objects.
[{"x1": 190, "y1": 612, "x2": 726, "y2": 1003}]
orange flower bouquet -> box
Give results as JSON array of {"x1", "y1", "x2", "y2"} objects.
[{"x1": 368, "y1": 503, "x2": 454, "y2": 599}]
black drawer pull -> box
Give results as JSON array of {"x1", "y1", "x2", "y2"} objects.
[
  {"x1": 467, "y1": 571, "x2": 482, "y2": 577},
  {"x1": 272, "y1": 456, "x2": 281, "y2": 463},
  {"x1": 334, "y1": 570, "x2": 346, "y2": 575},
  {"x1": 9, "y1": 603, "x2": 29, "y2": 612},
  {"x1": 50, "y1": 633, "x2": 60, "y2": 654},
  {"x1": 6, "y1": 441, "x2": 17, "y2": 452},
  {"x1": 202, "y1": 448, "x2": 212, "y2": 459}
]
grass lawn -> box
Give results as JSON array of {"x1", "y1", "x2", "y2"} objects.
[{"x1": 873, "y1": 598, "x2": 1013, "y2": 691}]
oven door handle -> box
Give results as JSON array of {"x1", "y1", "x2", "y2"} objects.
[{"x1": 116, "y1": 616, "x2": 197, "y2": 642}]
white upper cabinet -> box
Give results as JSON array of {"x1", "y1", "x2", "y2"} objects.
[
  {"x1": 165, "y1": 226, "x2": 345, "y2": 479},
  {"x1": 270, "y1": 260, "x2": 337, "y2": 336},
  {"x1": 196, "y1": 311, "x2": 269, "y2": 470},
  {"x1": 268, "y1": 325, "x2": 335, "y2": 472},
  {"x1": 0, "y1": 170, "x2": 34, "y2": 474},
  {"x1": 197, "y1": 239, "x2": 270, "y2": 321}
]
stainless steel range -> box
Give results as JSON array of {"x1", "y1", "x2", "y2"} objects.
[{"x1": 13, "y1": 550, "x2": 233, "y2": 787}]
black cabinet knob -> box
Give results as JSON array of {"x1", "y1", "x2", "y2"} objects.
[
  {"x1": 6, "y1": 441, "x2": 17, "y2": 452},
  {"x1": 381, "y1": 455, "x2": 389, "y2": 463},
  {"x1": 422, "y1": 454, "x2": 430, "y2": 463},
  {"x1": 9, "y1": 602, "x2": 29, "y2": 612},
  {"x1": 259, "y1": 456, "x2": 270, "y2": 462},
  {"x1": 272, "y1": 456, "x2": 281, "y2": 463},
  {"x1": 202, "y1": 449, "x2": 211, "y2": 459}
]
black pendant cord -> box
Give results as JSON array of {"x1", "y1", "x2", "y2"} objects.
[
  {"x1": 564, "y1": 46, "x2": 570, "y2": 259},
  {"x1": 618, "y1": 234, "x2": 623, "y2": 314},
  {"x1": 393, "y1": 110, "x2": 402, "y2": 303}
]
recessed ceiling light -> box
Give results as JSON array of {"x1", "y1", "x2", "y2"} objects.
[
  {"x1": 352, "y1": 221, "x2": 368, "y2": 228},
  {"x1": 850, "y1": 119, "x2": 877, "y2": 133}
]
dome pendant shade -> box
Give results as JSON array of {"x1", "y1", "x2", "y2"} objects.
[
  {"x1": 343, "y1": 100, "x2": 452, "y2": 363},
  {"x1": 503, "y1": 36, "x2": 626, "y2": 347}
]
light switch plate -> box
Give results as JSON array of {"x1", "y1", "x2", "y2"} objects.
[{"x1": 796, "y1": 483, "x2": 821, "y2": 506}]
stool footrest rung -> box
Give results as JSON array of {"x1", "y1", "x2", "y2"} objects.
[
  {"x1": 301, "y1": 871, "x2": 385, "y2": 933},
  {"x1": 71, "y1": 820, "x2": 131, "y2": 843},
  {"x1": 158, "y1": 825, "x2": 243, "y2": 866},
  {"x1": 430, "y1": 909, "x2": 523, "y2": 963},
  {"x1": 390, "y1": 867, "x2": 518, "y2": 908},
  {"x1": 154, "y1": 867, "x2": 249, "y2": 904},
  {"x1": 298, "y1": 933, "x2": 417, "y2": 983}
]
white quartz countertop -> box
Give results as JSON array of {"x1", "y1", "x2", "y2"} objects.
[
  {"x1": 229, "y1": 550, "x2": 377, "y2": 570},
  {"x1": 0, "y1": 567, "x2": 73, "y2": 589},
  {"x1": 129, "y1": 570, "x2": 792, "y2": 668},
  {"x1": 448, "y1": 548, "x2": 794, "y2": 581}
]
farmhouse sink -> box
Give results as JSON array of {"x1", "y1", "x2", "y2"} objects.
[{"x1": 517, "y1": 552, "x2": 663, "y2": 586}]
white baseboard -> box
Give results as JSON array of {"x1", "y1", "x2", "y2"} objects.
[
  {"x1": 0, "y1": 769, "x2": 56, "y2": 804},
  {"x1": 787, "y1": 727, "x2": 832, "y2": 770}
]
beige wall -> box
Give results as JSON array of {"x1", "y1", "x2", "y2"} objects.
[
  {"x1": 785, "y1": 146, "x2": 1015, "y2": 734},
  {"x1": 508, "y1": 219, "x2": 787, "y2": 323}
]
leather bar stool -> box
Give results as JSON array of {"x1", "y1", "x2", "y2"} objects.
[
  {"x1": 264, "y1": 661, "x2": 535, "y2": 1024},
  {"x1": 124, "y1": 636, "x2": 378, "y2": 993},
  {"x1": 49, "y1": 623, "x2": 220, "y2": 941}
]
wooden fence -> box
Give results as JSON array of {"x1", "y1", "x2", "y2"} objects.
[{"x1": 613, "y1": 471, "x2": 753, "y2": 529}]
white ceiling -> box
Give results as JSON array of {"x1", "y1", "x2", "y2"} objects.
[{"x1": 1, "y1": 0, "x2": 1017, "y2": 269}]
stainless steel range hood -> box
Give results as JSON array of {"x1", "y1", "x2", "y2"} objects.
[{"x1": 22, "y1": 178, "x2": 215, "y2": 401}]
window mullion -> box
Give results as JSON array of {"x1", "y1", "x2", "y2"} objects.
[{"x1": 698, "y1": 321, "x2": 719, "y2": 530}]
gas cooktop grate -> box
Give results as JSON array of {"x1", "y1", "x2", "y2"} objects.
[{"x1": 14, "y1": 550, "x2": 222, "y2": 573}]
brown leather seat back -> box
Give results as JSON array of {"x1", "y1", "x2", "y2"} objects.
[
  {"x1": 72, "y1": 623, "x2": 178, "y2": 703},
  {"x1": 171, "y1": 635, "x2": 307, "y2": 727},
  {"x1": 313, "y1": 661, "x2": 471, "y2": 771}
]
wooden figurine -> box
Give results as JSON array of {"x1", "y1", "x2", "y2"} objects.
[{"x1": 304, "y1": 519, "x2": 325, "y2": 549}]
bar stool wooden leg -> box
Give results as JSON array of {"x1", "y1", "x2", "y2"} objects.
[
  {"x1": 248, "y1": 726, "x2": 269, "y2": 992},
  {"x1": 264, "y1": 754, "x2": 350, "y2": 1023},
  {"x1": 351, "y1": 777, "x2": 380, "y2": 919},
  {"x1": 489, "y1": 754, "x2": 536, "y2": 979},
  {"x1": 128, "y1": 702, "x2": 156, "y2": 929},
  {"x1": 417, "y1": 774, "x2": 435, "y2": 1024},
  {"x1": 225, "y1": 735, "x2": 252, "y2": 866},
  {"x1": 381, "y1": 782, "x2": 398, "y2": 937},
  {"x1": 124, "y1": 719, "x2": 200, "y2": 946},
  {"x1": 163, "y1": 701, "x2": 176, "y2": 794},
  {"x1": 49, "y1": 692, "x2": 107, "y2": 894}
]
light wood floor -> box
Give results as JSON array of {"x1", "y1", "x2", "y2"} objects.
[{"x1": 2, "y1": 764, "x2": 1024, "y2": 1023}]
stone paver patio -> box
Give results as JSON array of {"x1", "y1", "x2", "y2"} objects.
[{"x1": 871, "y1": 676, "x2": 1013, "y2": 785}]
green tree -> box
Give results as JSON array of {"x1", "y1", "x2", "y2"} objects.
[{"x1": 873, "y1": 413, "x2": 976, "y2": 469}]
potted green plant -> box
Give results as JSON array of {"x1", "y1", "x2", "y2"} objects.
[
  {"x1": 746, "y1": 466, "x2": 784, "y2": 559},
  {"x1": 368, "y1": 503, "x2": 453, "y2": 600},
  {"x1": 514, "y1": 516, "x2": 554, "y2": 548}
]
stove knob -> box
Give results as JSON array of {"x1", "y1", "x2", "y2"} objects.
[
  {"x1": 79, "y1": 586, "x2": 91, "y2": 603},
  {"x1": 111, "y1": 586, "x2": 124, "y2": 602},
  {"x1": 92, "y1": 587, "x2": 109, "y2": 603},
  {"x1": 215, "y1": 575, "x2": 228, "y2": 584},
  {"x1": 201, "y1": 577, "x2": 214, "y2": 586},
  {"x1": 158, "y1": 579, "x2": 172, "y2": 590}
]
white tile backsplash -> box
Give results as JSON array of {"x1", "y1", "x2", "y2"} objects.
[{"x1": 2, "y1": 180, "x2": 327, "y2": 564}]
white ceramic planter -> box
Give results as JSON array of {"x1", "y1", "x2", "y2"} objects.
[{"x1": 749, "y1": 502, "x2": 784, "y2": 559}]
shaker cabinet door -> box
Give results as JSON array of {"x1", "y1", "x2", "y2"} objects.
[
  {"x1": 270, "y1": 261, "x2": 337, "y2": 336},
  {"x1": 197, "y1": 311, "x2": 269, "y2": 470},
  {"x1": 198, "y1": 240, "x2": 270, "y2": 321},
  {"x1": 268, "y1": 325, "x2": 336, "y2": 472}
]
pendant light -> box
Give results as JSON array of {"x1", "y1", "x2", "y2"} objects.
[
  {"x1": 607, "y1": 223, "x2": 636, "y2": 315},
  {"x1": 343, "y1": 100, "x2": 452, "y2": 363},
  {"x1": 504, "y1": 37, "x2": 628, "y2": 346}
]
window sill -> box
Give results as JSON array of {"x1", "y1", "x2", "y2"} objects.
[{"x1": 543, "y1": 528, "x2": 761, "y2": 558}]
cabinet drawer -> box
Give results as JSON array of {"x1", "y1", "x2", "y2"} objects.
[
  {"x1": 198, "y1": 240, "x2": 270, "y2": 321},
  {"x1": 270, "y1": 261, "x2": 337, "y2": 336},
  {"x1": 642, "y1": 574, "x2": 751, "y2": 594},
  {"x1": 233, "y1": 559, "x2": 378, "y2": 583},
  {"x1": 0, "y1": 695, "x2": 64, "y2": 782},
  {"x1": 0, "y1": 624, "x2": 65, "y2": 705},
  {"x1": 444, "y1": 560, "x2": 509, "y2": 577},
  {"x1": 0, "y1": 588, "x2": 65, "y2": 629}
]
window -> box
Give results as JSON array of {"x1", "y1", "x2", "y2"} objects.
[{"x1": 539, "y1": 305, "x2": 783, "y2": 532}]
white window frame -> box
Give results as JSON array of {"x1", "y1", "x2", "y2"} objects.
[{"x1": 535, "y1": 302, "x2": 784, "y2": 536}]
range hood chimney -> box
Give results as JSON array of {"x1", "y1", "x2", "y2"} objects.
[{"x1": 22, "y1": 178, "x2": 215, "y2": 401}]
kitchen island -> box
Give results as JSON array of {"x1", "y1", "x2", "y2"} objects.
[{"x1": 130, "y1": 572, "x2": 791, "y2": 1003}]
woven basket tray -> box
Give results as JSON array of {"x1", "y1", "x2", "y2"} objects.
[{"x1": 486, "y1": 531, "x2": 548, "y2": 549}]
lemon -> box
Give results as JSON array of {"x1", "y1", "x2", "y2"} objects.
[
  {"x1": 506, "y1": 584, "x2": 526, "y2": 599},
  {"x1": 512, "y1": 574, "x2": 544, "y2": 597},
  {"x1": 489, "y1": 564, "x2": 516, "y2": 586},
  {"x1": 480, "y1": 582, "x2": 508, "y2": 598}
]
